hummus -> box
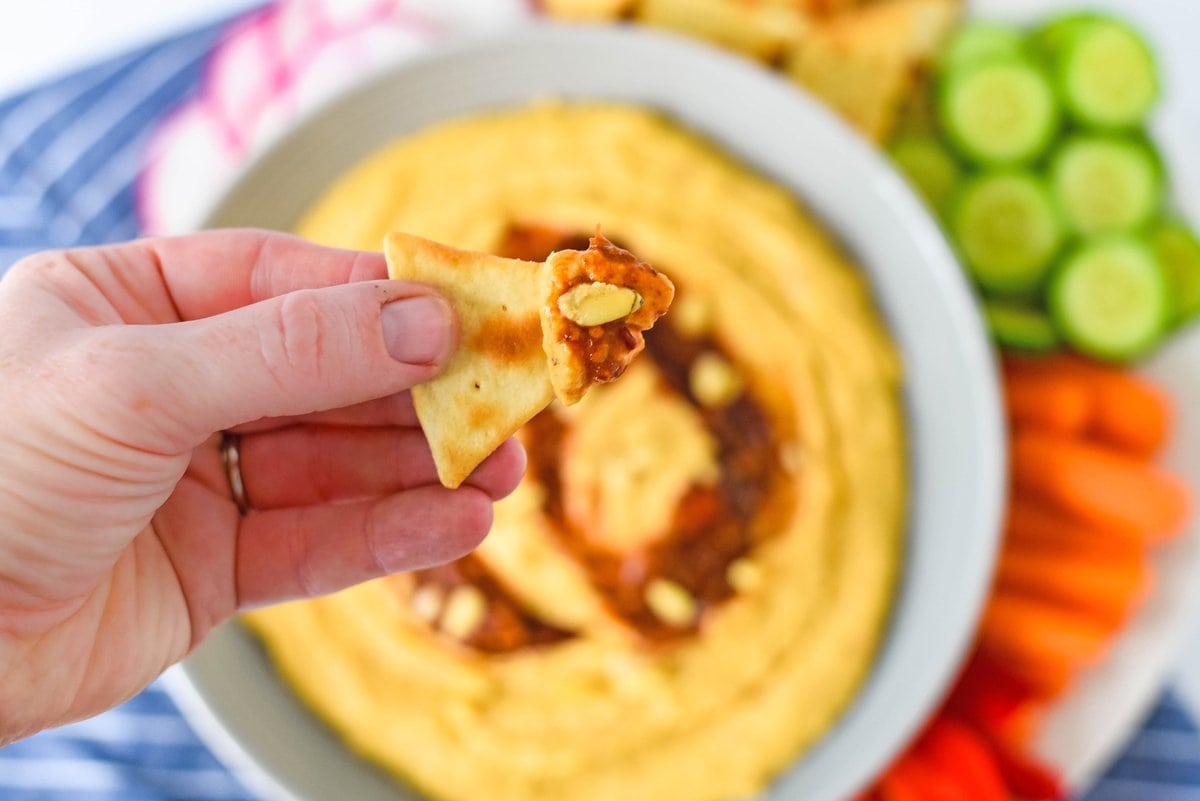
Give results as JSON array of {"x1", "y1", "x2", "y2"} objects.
[{"x1": 244, "y1": 103, "x2": 905, "y2": 801}]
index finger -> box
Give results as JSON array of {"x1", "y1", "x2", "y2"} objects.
[{"x1": 146, "y1": 228, "x2": 390, "y2": 320}]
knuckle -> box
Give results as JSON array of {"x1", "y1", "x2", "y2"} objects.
[
  {"x1": 0, "y1": 253, "x2": 71, "y2": 347},
  {"x1": 4, "y1": 251, "x2": 64, "y2": 285},
  {"x1": 263, "y1": 291, "x2": 330, "y2": 387}
]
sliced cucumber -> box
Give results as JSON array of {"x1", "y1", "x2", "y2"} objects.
[
  {"x1": 1051, "y1": 135, "x2": 1162, "y2": 235},
  {"x1": 941, "y1": 22, "x2": 1024, "y2": 71},
  {"x1": 1057, "y1": 18, "x2": 1159, "y2": 130},
  {"x1": 939, "y1": 57, "x2": 1060, "y2": 166},
  {"x1": 983, "y1": 300, "x2": 1061, "y2": 352},
  {"x1": 1150, "y1": 221, "x2": 1200, "y2": 325},
  {"x1": 889, "y1": 135, "x2": 962, "y2": 217},
  {"x1": 951, "y1": 171, "x2": 1065, "y2": 294},
  {"x1": 1048, "y1": 237, "x2": 1169, "y2": 361},
  {"x1": 1029, "y1": 12, "x2": 1104, "y2": 62}
]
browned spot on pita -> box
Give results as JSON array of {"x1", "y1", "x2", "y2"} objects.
[
  {"x1": 470, "y1": 311, "x2": 543, "y2": 365},
  {"x1": 468, "y1": 403, "x2": 497, "y2": 430}
]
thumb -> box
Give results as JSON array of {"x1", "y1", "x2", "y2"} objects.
[{"x1": 137, "y1": 280, "x2": 456, "y2": 447}]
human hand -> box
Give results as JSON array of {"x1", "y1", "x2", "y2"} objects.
[{"x1": 0, "y1": 230, "x2": 525, "y2": 744}]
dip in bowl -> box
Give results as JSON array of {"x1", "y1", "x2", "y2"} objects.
[{"x1": 170, "y1": 25, "x2": 1005, "y2": 801}]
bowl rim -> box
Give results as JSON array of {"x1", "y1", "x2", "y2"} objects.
[{"x1": 170, "y1": 22, "x2": 1007, "y2": 801}]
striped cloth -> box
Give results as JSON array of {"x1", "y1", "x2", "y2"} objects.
[
  {"x1": 0, "y1": 18, "x2": 224, "y2": 270},
  {"x1": 1086, "y1": 696, "x2": 1200, "y2": 801},
  {"x1": 0, "y1": 9, "x2": 1197, "y2": 801}
]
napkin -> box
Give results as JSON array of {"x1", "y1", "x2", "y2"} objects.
[{"x1": 0, "y1": 4, "x2": 1195, "y2": 800}]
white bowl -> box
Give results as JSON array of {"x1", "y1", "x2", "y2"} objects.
[{"x1": 170, "y1": 24, "x2": 1006, "y2": 801}]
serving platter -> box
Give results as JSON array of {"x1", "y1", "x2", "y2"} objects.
[{"x1": 963, "y1": 0, "x2": 1200, "y2": 790}]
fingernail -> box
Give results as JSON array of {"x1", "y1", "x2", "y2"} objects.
[{"x1": 381, "y1": 295, "x2": 452, "y2": 364}]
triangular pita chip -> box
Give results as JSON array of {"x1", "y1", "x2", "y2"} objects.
[
  {"x1": 384, "y1": 232, "x2": 673, "y2": 489},
  {"x1": 784, "y1": 0, "x2": 960, "y2": 141},
  {"x1": 541, "y1": 0, "x2": 634, "y2": 20},
  {"x1": 636, "y1": 0, "x2": 810, "y2": 62}
]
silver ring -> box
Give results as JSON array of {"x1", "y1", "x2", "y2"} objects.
[{"x1": 220, "y1": 432, "x2": 252, "y2": 516}]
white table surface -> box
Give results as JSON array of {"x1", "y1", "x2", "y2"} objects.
[{"x1": 4, "y1": 0, "x2": 1200, "y2": 758}]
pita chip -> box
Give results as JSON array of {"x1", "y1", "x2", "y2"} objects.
[
  {"x1": 384, "y1": 231, "x2": 673, "y2": 489},
  {"x1": 785, "y1": 0, "x2": 960, "y2": 141}
]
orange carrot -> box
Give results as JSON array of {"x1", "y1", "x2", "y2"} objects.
[
  {"x1": 979, "y1": 594, "x2": 1111, "y2": 679},
  {"x1": 991, "y1": 652, "x2": 1074, "y2": 701},
  {"x1": 1005, "y1": 355, "x2": 1172, "y2": 456},
  {"x1": 1070, "y1": 360, "x2": 1170, "y2": 456},
  {"x1": 1011, "y1": 431, "x2": 1191, "y2": 543},
  {"x1": 1002, "y1": 370, "x2": 1091, "y2": 437},
  {"x1": 1005, "y1": 496, "x2": 1149, "y2": 555},
  {"x1": 994, "y1": 546, "x2": 1151, "y2": 629}
]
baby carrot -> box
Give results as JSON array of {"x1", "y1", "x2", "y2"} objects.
[
  {"x1": 1005, "y1": 496, "x2": 1148, "y2": 555},
  {"x1": 979, "y1": 594, "x2": 1110, "y2": 676},
  {"x1": 994, "y1": 546, "x2": 1151, "y2": 629},
  {"x1": 990, "y1": 653, "x2": 1073, "y2": 701},
  {"x1": 1005, "y1": 355, "x2": 1171, "y2": 456},
  {"x1": 1011, "y1": 431, "x2": 1191, "y2": 543},
  {"x1": 1072, "y1": 359, "x2": 1169, "y2": 457},
  {"x1": 1002, "y1": 369, "x2": 1091, "y2": 436}
]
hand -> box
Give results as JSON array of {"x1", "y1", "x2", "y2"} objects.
[{"x1": 0, "y1": 230, "x2": 525, "y2": 744}]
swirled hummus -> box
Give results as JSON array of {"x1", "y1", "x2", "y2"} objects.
[{"x1": 243, "y1": 103, "x2": 905, "y2": 801}]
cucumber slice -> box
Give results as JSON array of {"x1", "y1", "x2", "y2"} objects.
[
  {"x1": 1057, "y1": 19, "x2": 1159, "y2": 130},
  {"x1": 1029, "y1": 12, "x2": 1104, "y2": 61},
  {"x1": 983, "y1": 300, "x2": 1061, "y2": 352},
  {"x1": 889, "y1": 135, "x2": 962, "y2": 217},
  {"x1": 941, "y1": 22, "x2": 1024, "y2": 70},
  {"x1": 1150, "y1": 221, "x2": 1200, "y2": 325},
  {"x1": 1048, "y1": 237, "x2": 1169, "y2": 361},
  {"x1": 1050, "y1": 135, "x2": 1162, "y2": 235},
  {"x1": 939, "y1": 57, "x2": 1060, "y2": 166},
  {"x1": 951, "y1": 171, "x2": 1065, "y2": 294}
]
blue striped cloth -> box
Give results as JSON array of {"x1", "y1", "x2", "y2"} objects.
[{"x1": 0, "y1": 11, "x2": 1196, "y2": 801}]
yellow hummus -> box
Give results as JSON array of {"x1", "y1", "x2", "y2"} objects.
[{"x1": 244, "y1": 103, "x2": 905, "y2": 801}]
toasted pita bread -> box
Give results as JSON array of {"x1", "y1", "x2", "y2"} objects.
[
  {"x1": 540, "y1": 0, "x2": 634, "y2": 20},
  {"x1": 385, "y1": 233, "x2": 552, "y2": 489},
  {"x1": 785, "y1": 0, "x2": 960, "y2": 141},
  {"x1": 636, "y1": 0, "x2": 810, "y2": 62},
  {"x1": 540, "y1": 0, "x2": 958, "y2": 141},
  {"x1": 799, "y1": 0, "x2": 870, "y2": 15},
  {"x1": 384, "y1": 232, "x2": 672, "y2": 489}
]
